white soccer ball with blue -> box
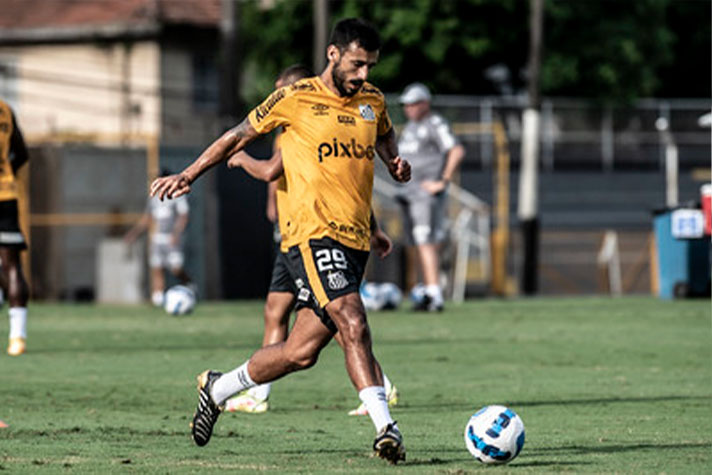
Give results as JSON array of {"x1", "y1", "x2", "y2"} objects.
[
  {"x1": 163, "y1": 285, "x2": 196, "y2": 316},
  {"x1": 379, "y1": 282, "x2": 402, "y2": 310},
  {"x1": 360, "y1": 281, "x2": 385, "y2": 311},
  {"x1": 464, "y1": 405, "x2": 525, "y2": 464},
  {"x1": 409, "y1": 283, "x2": 426, "y2": 305}
]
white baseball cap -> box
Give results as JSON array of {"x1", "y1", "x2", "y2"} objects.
[{"x1": 399, "y1": 82, "x2": 431, "y2": 105}]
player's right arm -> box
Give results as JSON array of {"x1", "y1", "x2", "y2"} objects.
[{"x1": 150, "y1": 118, "x2": 260, "y2": 200}]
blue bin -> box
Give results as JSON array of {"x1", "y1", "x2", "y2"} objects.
[{"x1": 653, "y1": 210, "x2": 710, "y2": 299}]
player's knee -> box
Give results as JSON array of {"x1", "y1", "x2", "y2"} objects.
[
  {"x1": 285, "y1": 348, "x2": 319, "y2": 370},
  {"x1": 333, "y1": 308, "x2": 370, "y2": 346}
]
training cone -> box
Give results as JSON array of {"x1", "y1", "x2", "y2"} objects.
[{"x1": 0, "y1": 420, "x2": 8, "y2": 428}]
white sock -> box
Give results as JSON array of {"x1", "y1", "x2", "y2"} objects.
[
  {"x1": 211, "y1": 361, "x2": 257, "y2": 405},
  {"x1": 425, "y1": 284, "x2": 443, "y2": 305},
  {"x1": 247, "y1": 383, "x2": 271, "y2": 401},
  {"x1": 151, "y1": 291, "x2": 164, "y2": 307},
  {"x1": 9, "y1": 307, "x2": 27, "y2": 339},
  {"x1": 382, "y1": 373, "x2": 392, "y2": 394},
  {"x1": 358, "y1": 386, "x2": 394, "y2": 432}
]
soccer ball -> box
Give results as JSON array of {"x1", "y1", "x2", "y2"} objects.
[
  {"x1": 360, "y1": 282, "x2": 385, "y2": 311},
  {"x1": 464, "y1": 405, "x2": 525, "y2": 464},
  {"x1": 379, "y1": 282, "x2": 402, "y2": 310},
  {"x1": 163, "y1": 285, "x2": 196, "y2": 315}
]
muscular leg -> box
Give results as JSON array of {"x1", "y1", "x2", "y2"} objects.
[
  {"x1": 3, "y1": 246, "x2": 29, "y2": 355},
  {"x1": 210, "y1": 308, "x2": 333, "y2": 404},
  {"x1": 326, "y1": 292, "x2": 381, "y2": 391},
  {"x1": 262, "y1": 292, "x2": 295, "y2": 346},
  {"x1": 0, "y1": 247, "x2": 29, "y2": 307}
]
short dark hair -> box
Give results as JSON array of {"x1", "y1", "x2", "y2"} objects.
[
  {"x1": 329, "y1": 18, "x2": 381, "y2": 53},
  {"x1": 277, "y1": 64, "x2": 315, "y2": 84}
]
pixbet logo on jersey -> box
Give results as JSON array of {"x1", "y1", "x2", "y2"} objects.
[{"x1": 317, "y1": 138, "x2": 375, "y2": 162}]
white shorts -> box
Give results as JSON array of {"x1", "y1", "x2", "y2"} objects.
[
  {"x1": 149, "y1": 240, "x2": 184, "y2": 270},
  {"x1": 398, "y1": 192, "x2": 447, "y2": 246}
]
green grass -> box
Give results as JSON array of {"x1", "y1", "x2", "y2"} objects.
[{"x1": 1, "y1": 297, "x2": 710, "y2": 473}]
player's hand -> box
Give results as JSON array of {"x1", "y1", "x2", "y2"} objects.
[
  {"x1": 226, "y1": 153, "x2": 243, "y2": 169},
  {"x1": 150, "y1": 173, "x2": 191, "y2": 200},
  {"x1": 388, "y1": 156, "x2": 411, "y2": 183},
  {"x1": 421, "y1": 180, "x2": 447, "y2": 195},
  {"x1": 370, "y1": 228, "x2": 393, "y2": 259}
]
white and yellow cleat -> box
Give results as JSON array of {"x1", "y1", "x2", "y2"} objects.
[
  {"x1": 224, "y1": 392, "x2": 270, "y2": 414},
  {"x1": 348, "y1": 384, "x2": 399, "y2": 416},
  {"x1": 7, "y1": 337, "x2": 26, "y2": 356}
]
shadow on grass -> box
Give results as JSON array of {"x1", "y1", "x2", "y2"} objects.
[
  {"x1": 402, "y1": 394, "x2": 711, "y2": 412},
  {"x1": 527, "y1": 441, "x2": 712, "y2": 456}
]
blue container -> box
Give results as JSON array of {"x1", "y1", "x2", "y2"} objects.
[{"x1": 653, "y1": 210, "x2": 710, "y2": 299}]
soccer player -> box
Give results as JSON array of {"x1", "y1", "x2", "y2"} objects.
[
  {"x1": 224, "y1": 65, "x2": 399, "y2": 417},
  {"x1": 124, "y1": 169, "x2": 193, "y2": 307},
  {"x1": 0, "y1": 99, "x2": 31, "y2": 356},
  {"x1": 396, "y1": 83, "x2": 465, "y2": 312},
  {"x1": 150, "y1": 19, "x2": 410, "y2": 463}
]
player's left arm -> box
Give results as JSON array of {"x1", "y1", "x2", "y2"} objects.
[
  {"x1": 227, "y1": 148, "x2": 284, "y2": 182},
  {"x1": 150, "y1": 118, "x2": 260, "y2": 200},
  {"x1": 9, "y1": 112, "x2": 29, "y2": 173},
  {"x1": 376, "y1": 128, "x2": 411, "y2": 183}
]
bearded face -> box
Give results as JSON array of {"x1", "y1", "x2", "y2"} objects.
[{"x1": 328, "y1": 43, "x2": 379, "y2": 97}]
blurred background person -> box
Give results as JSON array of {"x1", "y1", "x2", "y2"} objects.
[
  {"x1": 0, "y1": 98, "x2": 31, "y2": 356},
  {"x1": 396, "y1": 83, "x2": 465, "y2": 312},
  {"x1": 124, "y1": 169, "x2": 193, "y2": 307}
]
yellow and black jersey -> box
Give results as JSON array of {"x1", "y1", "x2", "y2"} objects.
[
  {"x1": 248, "y1": 76, "x2": 392, "y2": 252},
  {"x1": 0, "y1": 100, "x2": 26, "y2": 202},
  {"x1": 272, "y1": 133, "x2": 289, "y2": 239}
]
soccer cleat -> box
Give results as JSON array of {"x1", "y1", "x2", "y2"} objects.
[
  {"x1": 7, "y1": 337, "x2": 25, "y2": 356},
  {"x1": 413, "y1": 295, "x2": 443, "y2": 312},
  {"x1": 373, "y1": 422, "x2": 406, "y2": 464},
  {"x1": 224, "y1": 392, "x2": 270, "y2": 414},
  {"x1": 190, "y1": 370, "x2": 223, "y2": 446},
  {"x1": 348, "y1": 384, "x2": 399, "y2": 416}
]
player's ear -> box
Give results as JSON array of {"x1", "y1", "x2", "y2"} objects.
[{"x1": 327, "y1": 45, "x2": 340, "y2": 64}]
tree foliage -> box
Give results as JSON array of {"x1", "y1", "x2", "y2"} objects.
[{"x1": 236, "y1": 0, "x2": 709, "y2": 104}]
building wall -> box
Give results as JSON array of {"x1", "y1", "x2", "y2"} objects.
[{"x1": 0, "y1": 41, "x2": 161, "y2": 142}]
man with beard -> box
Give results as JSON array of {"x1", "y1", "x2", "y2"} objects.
[{"x1": 150, "y1": 18, "x2": 410, "y2": 464}]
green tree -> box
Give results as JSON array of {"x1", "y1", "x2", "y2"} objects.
[{"x1": 235, "y1": 0, "x2": 708, "y2": 104}]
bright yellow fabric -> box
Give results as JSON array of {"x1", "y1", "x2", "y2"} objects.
[
  {"x1": 0, "y1": 100, "x2": 19, "y2": 201},
  {"x1": 248, "y1": 76, "x2": 392, "y2": 251}
]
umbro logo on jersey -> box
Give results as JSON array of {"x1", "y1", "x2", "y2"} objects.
[
  {"x1": 312, "y1": 104, "x2": 329, "y2": 116},
  {"x1": 317, "y1": 138, "x2": 375, "y2": 162},
  {"x1": 359, "y1": 104, "x2": 375, "y2": 121}
]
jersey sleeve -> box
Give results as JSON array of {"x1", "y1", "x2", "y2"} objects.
[
  {"x1": 377, "y1": 102, "x2": 393, "y2": 136},
  {"x1": 430, "y1": 114, "x2": 458, "y2": 152},
  {"x1": 248, "y1": 87, "x2": 295, "y2": 135}
]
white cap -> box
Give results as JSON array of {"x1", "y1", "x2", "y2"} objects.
[{"x1": 399, "y1": 82, "x2": 431, "y2": 105}]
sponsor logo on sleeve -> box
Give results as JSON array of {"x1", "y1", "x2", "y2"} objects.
[{"x1": 254, "y1": 89, "x2": 286, "y2": 123}]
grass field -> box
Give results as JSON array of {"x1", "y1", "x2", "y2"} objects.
[{"x1": 1, "y1": 297, "x2": 710, "y2": 473}]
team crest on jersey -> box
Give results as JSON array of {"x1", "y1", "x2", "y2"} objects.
[
  {"x1": 359, "y1": 104, "x2": 375, "y2": 121},
  {"x1": 326, "y1": 270, "x2": 349, "y2": 290}
]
